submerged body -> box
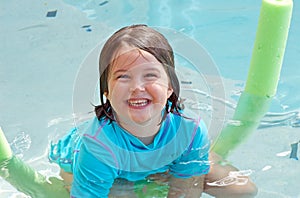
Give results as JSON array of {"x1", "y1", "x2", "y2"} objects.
[{"x1": 50, "y1": 111, "x2": 210, "y2": 197}]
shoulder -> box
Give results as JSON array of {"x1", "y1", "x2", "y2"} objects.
[
  {"x1": 80, "y1": 117, "x2": 115, "y2": 151},
  {"x1": 169, "y1": 109, "x2": 207, "y2": 134},
  {"x1": 167, "y1": 110, "x2": 209, "y2": 147},
  {"x1": 82, "y1": 116, "x2": 111, "y2": 136}
]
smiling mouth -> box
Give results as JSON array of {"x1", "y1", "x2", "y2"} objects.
[{"x1": 127, "y1": 99, "x2": 150, "y2": 107}]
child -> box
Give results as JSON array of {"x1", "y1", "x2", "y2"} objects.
[{"x1": 49, "y1": 24, "x2": 257, "y2": 197}]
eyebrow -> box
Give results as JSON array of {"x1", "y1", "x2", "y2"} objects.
[
  {"x1": 112, "y1": 69, "x2": 128, "y2": 74},
  {"x1": 144, "y1": 67, "x2": 161, "y2": 72},
  {"x1": 112, "y1": 67, "x2": 161, "y2": 74}
]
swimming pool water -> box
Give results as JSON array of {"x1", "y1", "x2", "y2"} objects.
[{"x1": 1, "y1": 0, "x2": 299, "y2": 197}]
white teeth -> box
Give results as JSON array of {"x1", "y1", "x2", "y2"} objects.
[{"x1": 128, "y1": 99, "x2": 148, "y2": 107}]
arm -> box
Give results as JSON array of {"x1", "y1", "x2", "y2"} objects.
[
  {"x1": 168, "y1": 175, "x2": 205, "y2": 198},
  {"x1": 71, "y1": 136, "x2": 118, "y2": 198},
  {"x1": 168, "y1": 118, "x2": 210, "y2": 197}
]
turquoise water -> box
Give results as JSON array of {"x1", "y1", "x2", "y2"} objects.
[{"x1": 0, "y1": 0, "x2": 299, "y2": 197}]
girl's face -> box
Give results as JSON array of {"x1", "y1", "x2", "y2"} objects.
[{"x1": 105, "y1": 48, "x2": 173, "y2": 127}]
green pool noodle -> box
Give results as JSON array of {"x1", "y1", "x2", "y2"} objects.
[
  {"x1": 212, "y1": 0, "x2": 293, "y2": 158},
  {"x1": 0, "y1": 127, "x2": 12, "y2": 162},
  {"x1": 0, "y1": 127, "x2": 69, "y2": 198}
]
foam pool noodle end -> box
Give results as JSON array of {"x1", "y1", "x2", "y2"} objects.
[{"x1": 212, "y1": 0, "x2": 293, "y2": 158}]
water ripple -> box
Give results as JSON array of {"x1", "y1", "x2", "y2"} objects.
[
  {"x1": 260, "y1": 110, "x2": 300, "y2": 129},
  {"x1": 182, "y1": 88, "x2": 300, "y2": 129},
  {"x1": 9, "y1": 132, "x2": 31, "y2": 158}
]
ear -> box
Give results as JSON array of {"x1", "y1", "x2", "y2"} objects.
[
  {"x1": 104, "y1": 92, "x2": 110, "y2": 100},
  {"x1": 167, "y1": 86, "x2": 173, "y2": 98}
]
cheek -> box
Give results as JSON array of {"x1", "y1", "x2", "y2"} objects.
[
  {"x1": 146, "y1": 83, "x2": 171, "y2": 101},
  {"x1": 106, "y1": 81, "x2": 118, "y2": 101}
]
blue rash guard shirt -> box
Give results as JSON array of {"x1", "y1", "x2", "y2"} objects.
[{"x1": 49, "y1": 111, "x2": 210, "y2": 197}]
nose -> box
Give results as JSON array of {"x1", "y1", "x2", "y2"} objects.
[{"x1": 129, "y1": 77, "x2": 146, "y2": 92}]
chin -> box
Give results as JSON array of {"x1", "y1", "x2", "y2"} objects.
[{"x1": 130, "y1": 117, "x2": 154, "y2": 126}]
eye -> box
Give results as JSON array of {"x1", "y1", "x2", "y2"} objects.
[
  {"x1": 144, "y1": 73, "x2": 158, "y2": 78},
  {"x1": 117, "y1": 74, "x2": 130, "y2": 79}
]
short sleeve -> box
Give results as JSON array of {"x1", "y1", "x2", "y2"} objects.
[
  {"x1": 169, "y1": 119, "x2": 210, "y2": 178},
  {"x1": 70, "y1": 136, "x2": 119, "y2": 198}
]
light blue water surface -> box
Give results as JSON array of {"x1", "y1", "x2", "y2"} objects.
[{"x1": 0, "y1": 0, "x2": 299, "y2": 197}]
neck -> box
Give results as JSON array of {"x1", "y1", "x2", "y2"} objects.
[
  {"x1": 115, "y1": 114, "x2": 162, "y2": 143},
  {"x1": 137, "y1": 134, "x2": 156, "y2": 145}
]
